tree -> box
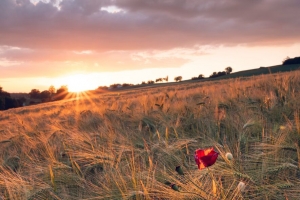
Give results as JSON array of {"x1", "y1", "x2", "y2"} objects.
[
  {"x1": 147, "y1": 80, "x2": 154, "y2": 84},
  {"x1": 29, "y1": 89, "x2": 40, "y2": 99},
  {"x1": 209, "y1": 71, "x2": 227, "y2": 78},
  {"x1": 0, "y1": 87, "x2": 22, "y2": 110},
  {"x1": 56, "y1": 85, "x2": 68, "y2": 94},
  {"x1": 141, "y1": 81, "x2": 146, "y2": 85},
  {"x1": 217, "y1": 71, "x2": 226, "y2": 76},
  {"x1": 5, "y1": 97, "x2": 19, "y2": 109},
  {"x1": 0, "y1": 87, "x2": 10, "y2": 98},
  {"x1": 122, "y1": 83, "x2": 133, "y2": 87},
  {"x1": 49, "y1": 85, "x2": 56, "y2": 96},
  {"x1": 209, "y1": 72, "x2": 217, "y2": 78},
  {"x1": 164, "y1": 76, "x2": 169, "y2": 82},
  {"x1": 0, "y1": 98, "x2": 4, "y2": 110},
  {"x1": 198, "y1": 74, "x2": 205, "y2": 79},
  {"x1": 225, "y1": 67, "x2": 233, "y2": 74},
  {"x1": 110, "y1": 84, "x2": 121, "y2": 89},
  {"x1": 191, "y1": 74, "x2": 205, "y2": 80},
  {"x1": 282, "y1": 56, "x2": 290, "y2": 64},
  {"x1": 40, "y1": 90, "x2": 51, "y2": 102},
  {"x1": 283, "y1": 56, "x2": 300, "y2": 65},
  {"x1": 156, "y1": 78, "x2": 163, "y2": 83},
  {"x1": 98, "y1": 86, "x2": 108, "y2": 90},
  {"x1": 174, "y1": 76, "x2": 182, "y2": 82},
  {"x1": 54, "y1": 85, "x2": 69, "y2": 100}
]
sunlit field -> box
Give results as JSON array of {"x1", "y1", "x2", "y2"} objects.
[{"x1": 0, "y1": 70, "x2": 300, "y2": 199}]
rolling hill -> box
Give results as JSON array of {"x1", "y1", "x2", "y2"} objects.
[{"x1": 0, "y1": 69, "x2": 299, "y2": 199}]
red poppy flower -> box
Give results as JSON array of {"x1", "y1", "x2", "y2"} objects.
[{"x1": 194, "y1": 147, "x2": 218, "y2": 170}]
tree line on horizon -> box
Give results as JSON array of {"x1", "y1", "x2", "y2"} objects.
[
  {"x1": 0, "y1": 66, "x2": 234, "y2": 110},
  {"x1": 111, "y1": 56, "x2": 299, "y2": 87},
  {"x1": 100, "y1": 67, "x2": 233, "y2": 91},
  {"x1": 28, "y1": 85, "x2": 69, "y2": 102},
  {"x1": 6, "y1": 55, "x2": 299, "y2": 111},
  {"x1": 60, "y1": 57, "x2": 300, "y2": 94},
  {"x1": 0, "y1": 85, "x2": 70, "y2": 111},
  {"x1": 191, "y1": 66, "x2": 232, "y2": 80}
]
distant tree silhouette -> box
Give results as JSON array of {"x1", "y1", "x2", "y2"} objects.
[
  {"x1": 282, "y1": 56, "x2": 290, "y2": 64},
  {"x1": 0, "y1": 86, "x2": 6, "y2": 110},
  {"x1": 0, "y1": 87, "x2": 22, "y2": 110},
  {"x1": 147, "y1": 80, "x2": 154, "y2": 84},
  {"x1": 218, "y1": 71, "x2": 226, "y2": 76},
  {"x1": 122, "y1": 83, "x2": 133, "y2": 87},
  {"x1": 156, "y1": 78, "x2": 163, "y2": 82},
  {"x1": 0, "y1": 86, "x2": 10, "y2": 98},
  {"x1": 4, "y1": 97, "x2": 19, "y2": 109},
  {"x1": 48, "y1": 85, "x2": 56, "y2": 96},
  {"x1": 282, "y1": 56, "x2": 300, "y2": 65},
  {"x1": 225, "y1": 67, "x2": 233, "y2": 74},
  {"x1": 198, "y1": 74, "x2": 205, "y2": 79},
  {"x1": 174, "y1": 76, "x2": 182, "y2": 82},
  {"x1": 209, "y1": 71, "x2": 227, "y2": 78},
  {"x1": 141, "y1": 81, "x2": 146, "y2": 85},
  {"x1": 209, "y1": 72, "x2": 216, "y2": 78},
  {"x1": 192, "y1": 74, "x2": 205, "y2": 80},
  {"x1": 0, "y1": 98, "x2": 4, "y2": 110},
  {"x1": 55, "y1": 85, "x2": 69, "y2": 100},
  {"x1": 164, "y1": 76, "x2": 169, "y2": 82},
  {"x1": 56, "y1": 85, "x2": 68, "y2": 94},
  {"x1": 110, "y1": 84, "x2": 121, "y2": 89},
  {"x1": 40, "y1": 90, "x2": 51, "y2": 102},
  {"x1": 29, "y1": 89, "x2": 41, "y2": 99},
  {"x1": 98, "y1": 86, "x2": 108, "y2": 90}
]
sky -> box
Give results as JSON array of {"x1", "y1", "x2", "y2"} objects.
[{"x1": 0, "y1": 0, "x2": 300, "y2": 92}]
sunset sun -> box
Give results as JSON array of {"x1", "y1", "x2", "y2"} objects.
[{"x1": 62, "y1": 74, "x2": 97, "y2": 93}]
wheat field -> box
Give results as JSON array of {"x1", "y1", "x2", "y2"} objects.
[{"x1": 0, "y1": 71, "x2": 300, "y2": 199}]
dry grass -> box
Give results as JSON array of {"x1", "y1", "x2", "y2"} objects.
[{"x1": 0, "y1": 70, "x2": 300, "y2": 199}]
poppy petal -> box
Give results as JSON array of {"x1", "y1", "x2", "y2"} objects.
[
  {"x1": 194, "y1": 147, "x2": 218, "y2": 170},
  {"x1": 198, "y1": 162, "x2": 206, "y2": 170},
  {"x1": 203, "y1": 147, "x2": 214, "y2": 156}
]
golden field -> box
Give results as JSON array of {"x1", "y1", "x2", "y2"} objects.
[{"x1": 0, "y1": 71, "x2": 300, "y2": 199}]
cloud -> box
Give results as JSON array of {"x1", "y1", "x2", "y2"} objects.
[
  {"x1": 1, "y1": 0, "x2": 299, "y2": 80},
  {"x1": 0, "y1": 44, "x2": 191, "y2": 78},
  {"x1": 0, "y1": 58, "x2": 23, "y2": 67},
  {"x1": 0, "y1": 0, "x2": 299, "y2": 52},
  {"x1": 130, "y1": 47, "x2": 208, "y2": 62}
]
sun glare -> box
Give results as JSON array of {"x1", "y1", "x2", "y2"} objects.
[{"x1": 61, "y1": 74, "x2": 97, "y2": 93}]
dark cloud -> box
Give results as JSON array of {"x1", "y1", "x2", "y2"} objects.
[
  {"x1": 0, "y1": 0, "x2": 299, "y2": 52},
  {"x1": 0, "y1": 0, "x2": 299, "y2": 79}
]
